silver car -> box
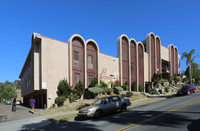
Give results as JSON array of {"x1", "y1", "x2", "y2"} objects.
[{"x1": 77, "y1": 96, "x2": 131, "y2": 118}]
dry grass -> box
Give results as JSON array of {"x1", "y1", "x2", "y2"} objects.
[
  {"x1": 131, "y1": 97, "x2": 165, "y2": 107},
  {"x1": 40, "y1": 99, "x2": 97, "y2": 116},
  {"x1": 129, "y1": 92, "x2": 147, "y2": 101},
  {"x1": 40, "y1": 92, "x2": 168, "y2": 116}
]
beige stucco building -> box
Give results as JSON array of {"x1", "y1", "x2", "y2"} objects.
[{"x1": 19, "y1": 32, "x2": 180, "y2": 108}]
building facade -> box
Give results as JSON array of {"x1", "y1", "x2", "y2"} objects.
[{"x1": 19, "y1": 32, "x2": 180, "y2": 108}]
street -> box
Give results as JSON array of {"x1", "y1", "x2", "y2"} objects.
[{"x1": 37, "y1": 92, "x2": 200, "y2": 131}]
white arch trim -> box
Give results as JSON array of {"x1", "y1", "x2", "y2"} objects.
[
  {"x1": 137, "y1": 42, "x2": 145, "y2": 92},
  {"x1": 117, "y1": 34, "x2": 129, "y2": 86},
  {"x1": 68, "y1": 34, "x2": 86, "y2": 86},
  {"x1": 85, "y1": 39, "x2": 100, "y2": 87}
]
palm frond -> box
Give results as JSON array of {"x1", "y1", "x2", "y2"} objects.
[
  {"x1": 191, "y1": 55, "x2": 200, "y2": 62},
  {"x1": 189, "y1": 49, "x2": 195, "y2": 56}
]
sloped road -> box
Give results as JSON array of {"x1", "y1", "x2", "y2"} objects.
[{"x1": 37, "y1": 92, "x2": 200, "y2": 131}]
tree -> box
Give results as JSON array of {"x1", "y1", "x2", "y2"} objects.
[
  {"x1": 90, "y1": 77, "x2": 98, "y2": 87},
  {"x1": 57, "y1": 79, "x2": 71, "y2": 98},
  {"x1": 185, "y1": 62, "x2": 200, "y2": 82},
  {"x1": 181, "y1": 49, "x2": 200, "y2": 84},
  {"x1": 0, "y1": 83, "x2": 17, "y2": 102},
  {"x1": 73, "y1": 81, "x2": 85, "y2": 99},
  {"x1": 13, "y1": 80, "x2": 21, "y2": 89}
]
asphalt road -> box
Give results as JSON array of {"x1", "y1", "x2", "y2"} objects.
[{"x1": 38, "y1": 92, "x2": 200, "y2": 131}]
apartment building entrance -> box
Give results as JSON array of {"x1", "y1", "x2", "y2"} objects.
[{"x1": 23, "y1": 90, "x2": 47, "y2": 109}]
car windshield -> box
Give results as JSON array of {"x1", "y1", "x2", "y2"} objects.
[
  {"x1": 93, "y1": 98, "x2": 104, "y2": 105},
  {"x1": 181, "y1": 86, "x2": 189, "y2": 90}
]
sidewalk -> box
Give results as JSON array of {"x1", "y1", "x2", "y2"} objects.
[{"x1": 0, "y1": 94, "x2": 174, "y2": 131}]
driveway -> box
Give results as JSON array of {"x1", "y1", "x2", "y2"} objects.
[{"x1": 0, "y1": 104, "x2": 42, "y2": 122}]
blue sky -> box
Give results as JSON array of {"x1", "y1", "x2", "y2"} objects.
[{"x1": 0, "y1": 0, "x2": 200, "y2": 83}]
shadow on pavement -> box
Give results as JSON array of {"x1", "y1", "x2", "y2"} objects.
[
  {"x1": 19, "y1": 120, "x2": 51, "y2": 131},
  {"x1": 187, "y1": 119, "x2": 200, "y2": 131},
  {"x1": 19, "y1": 109, "x2": 200, "y2": 131}
]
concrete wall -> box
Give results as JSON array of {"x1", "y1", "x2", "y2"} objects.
[
  {"x1": 161, "y1": 45, "x2": 169, "y2": 61},
  {"x1": 99, "y1": 53, "x2": 119, "y2": 86},
  {"x1": 38, "y1": 35, "x2": 69, "y2": 108},
  {"x1": 20, "y1": 51, "x2": 33, "y2": 97}
]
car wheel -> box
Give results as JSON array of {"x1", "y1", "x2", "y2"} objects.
[
  {"x1": 94, "y1": 110, "x2": 102, "y2": 118},
  {"x1": 188, "y1": 91, "x2": 190, "y2": 95},
  {"x1": 193, "y1": 90, "x2": 196, "y2": 93},
  {"x1": 121, "y1": 104, "x2": 127, "y2": 112}
]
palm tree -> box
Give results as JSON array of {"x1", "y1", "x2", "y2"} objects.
[{"x1": 181, "y1": 49, "x2": 200, "y2": 84}]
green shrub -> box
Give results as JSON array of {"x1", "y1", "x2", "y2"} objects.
[
  {"x1": 126, "y1": 91, "x2": 133, "y2": 97},
  {"x1": 57, "y1": 79, "x2": 71, "y2": 98},
  {"x1": 55, "y1": 96, "x2": 66, "y2": 107},
  {"x1": 139, "y1": 85, "x2": 144, "y2": 92},
  {"x1": 113, "y1": 86, "x2": 123, "y2": 94},
  {"x1": 90, "y1": 77, "x2": 98, "y2": 87},
  {"x1": 105, "y1": 88, "x2": 114, "y2": 95},
  {"x1": 88, "y1": 86, "x2": 103, "y2": 95},
  {"x1": 108, "y1": 81, "x2": 115, "y2": 88},
  {"x1": 164, "y1": 87, "x2": 170, "y2": 93},
  {"x1": 174, "y1": 76, "x2": 181, "y2": 84},
  {"x1": 152, "y1": 73, "x2": 162, "y2": 87},
  {"x1": 121, "y1": 84, "x2": 128, "y2": 90},
  {"x1": 160, "y1": 79, "x2": 168, "y2": 85},
  {"x1": 0, "y1": 83, "x2": 17, "y2": 100},
  {"x1": 73, "y1": 81, "x2": 85, "y2": 99},
  {"x1": 131, "y1": 81, "x2": 137, "y2": 91},
  {"x1": 68, "y1": 93, "x2": 79, "y2": 103},
  {"x1": 101, "y1": 87, "x2": 107, "y2": 94},
  {"x1": 100, "y1": 80, "x2": 108, "y2": 88},
  {"x1": 149, "y1": 88, "x2": 157, "y2": 95},
  {"x1": 121, "y1": 93, "x2": 126, "y2": 98}
]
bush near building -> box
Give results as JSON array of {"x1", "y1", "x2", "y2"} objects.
[
  {"x1": 90, "y1": 77, "x2": 98, "y2": 87},
  {"x1": 56, "y1": 79, "x2": 85, "y2": 105},
  {"x1": 108, "y1": 81, "x2": 116, "y2": 88},
  {"x1": 121, "y1": 84, "x2": 128, "y2": 91},
  {"x1": 139, "y1": 85, "x2": 144, "y2": 92},
  {"x1": 113, "y1": 86, "x2": 123, "y2": 94},
  {"x1": 88, "y1": 84, "x2": 104, "y2": 98},
  {"x1": 55, "y1": 96, "x2": 66, "y2": 107},
  {"x1": 149, "y1": 88, "x2": 157, "y2": 95},
  {"x1": 121, "y1": 91, "x2": 133, "y2": 98},
  {"x1": 164, "y1": 87, "x2": 170, "y2": 93},
  {"x1": 57, "y1": 79, "x2": 71, "y2": 98},
  {"x1": 115, "y1": 80, "x2": 121, "y2": 86},
  {"x1": 105, "y1": 88, "x2": 113, "y2": 95},
  {"x1": 131, "y1": 81, "x2": 137, "y2": 91},
  {"x1": 100, "y1": 80, "x2": 108, "y2": 88}
]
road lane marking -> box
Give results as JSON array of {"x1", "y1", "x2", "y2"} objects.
[{"x1": 117, "y1": 99, "x2": 200, "y2": 131}]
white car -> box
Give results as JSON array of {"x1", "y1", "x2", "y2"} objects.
[
  {"x1": 16, "y1": 100, "x2": 22, "y2": 105},
  {"x1": 77, "y1": 96, "x2": 131, "y2": 118}
]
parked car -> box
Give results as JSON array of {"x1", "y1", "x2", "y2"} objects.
[
  {"x1": 4, "y1": 100, "x2": 12, "y2": 105},
  {"x1": 77, "y1": 96, "x2": 131, "y2": 118},
  {"x1": 16, "y1": 100, "x2": 22, "y2": 105},
  {"x1": 177, "y1": 85, "x2": 196, "y2": 96}
]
